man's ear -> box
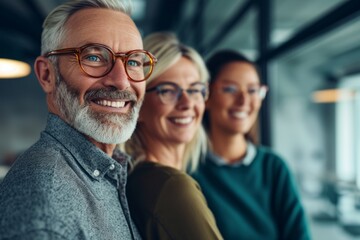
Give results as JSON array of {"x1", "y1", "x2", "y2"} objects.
[{"x1": 34, "y1": 56, "x2": 57, "y2": 94}]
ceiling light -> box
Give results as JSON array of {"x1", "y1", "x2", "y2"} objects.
[
  {"x1": 0, "y1": 58, "x2": 31, "y2": 79},
  {"x1": 312, "y1": 89, "x2": 355, "y2": 103}
]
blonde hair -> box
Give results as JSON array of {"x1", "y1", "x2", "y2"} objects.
[{"x1": 122, "y1": 32, "x2": 209, "y2": 172}]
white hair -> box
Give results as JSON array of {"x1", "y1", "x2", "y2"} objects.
[{"x1": 41, "y1": 0, "x2": 132, "y2": 55}]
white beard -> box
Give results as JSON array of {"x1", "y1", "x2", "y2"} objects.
[{"x1": 54, "y1": 75, "x2": 142, "y2": 144}]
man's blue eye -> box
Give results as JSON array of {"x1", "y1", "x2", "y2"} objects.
[
  {"x1": 128, "y1": 60, "x2": 141, "y2": 67},
  {"x1": 86, "y1": 55, "x2": 101, "y2": 62}
]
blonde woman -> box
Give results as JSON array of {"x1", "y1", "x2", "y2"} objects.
[{"x1": 123, "y1": 32, "x2": 223, "y2": 240}]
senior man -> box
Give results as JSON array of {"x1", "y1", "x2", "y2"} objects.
[{"x1": 0, "y1": 0, "x2": 157, "y2": 239}]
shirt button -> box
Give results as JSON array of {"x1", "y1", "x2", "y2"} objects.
[
  {"x1": 109, "y1": 164, "x2": 115, "y2": 170},
  {"x1": 93, "y1": 170, "x2": 100, "y2": 177}
]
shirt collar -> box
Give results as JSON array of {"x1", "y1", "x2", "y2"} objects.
[
  {"x1": 208, "y1": 141, "x2": 257, "y2": 167},
  {"x1": 44, "y1": 113, "x2": 130, "y2": 180}
]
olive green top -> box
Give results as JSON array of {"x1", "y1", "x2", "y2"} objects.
[{"x1": 126, "y1": 161, "x2": 223, "y2": 240}]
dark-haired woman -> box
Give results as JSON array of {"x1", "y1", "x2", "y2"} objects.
[{"x1": 191, "y1": 50, "x2": 311, "y2": 240}]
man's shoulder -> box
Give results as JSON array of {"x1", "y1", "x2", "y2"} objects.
[
  {"x1": 0, "y1": 137, "x2": 80, "y2": 239},
  {"x1": 0, "y1": 133, "x2": 77, "y2": 206},
  {"x1": 25, "y1": 131, "x2": 68, "y2": 157},
  {"x1": 5, "y1": 136, "x2": 71, "y2": 179}
]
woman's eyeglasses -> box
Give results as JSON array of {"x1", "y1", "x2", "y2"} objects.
[
  {"x1": 146, "y1": 82, "x2": 209, "y2": 104},
  {"x1": 44, "y1": 43, "x2": 158, "y2": 82},
  {"x1": 219, "y1": 85, "x2": 268, "y2": 99}
]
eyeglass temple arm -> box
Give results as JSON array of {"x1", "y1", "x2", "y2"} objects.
[
  {"x1": 44, "y1": 48, "x2": 79, "y2": 57},
  {"x1": 143, "y1": 59, "x2": 158, "y2": 67}
]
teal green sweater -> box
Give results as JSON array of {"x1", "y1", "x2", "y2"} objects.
[{"x1": 191, "y1": 146, "x2": 311, "y2": 240}]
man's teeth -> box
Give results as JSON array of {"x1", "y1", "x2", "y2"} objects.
[
  {"x1": 232, "y1": 111, "x2": 248, "y2": 119},
  {"x1": 96, "y1": 100, "x2": 125, "y2": 108},
  {"x1": 172, "y1": 117, "x2": 192, "y2": 124}
]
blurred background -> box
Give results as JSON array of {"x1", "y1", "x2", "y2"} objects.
[{"x1": 1, "y1": 0, "x2": 360, "y2": 239}]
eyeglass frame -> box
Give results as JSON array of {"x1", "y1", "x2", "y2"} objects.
[
  {"x1": 146, "y1": 81, "x2": 209, "y2": 104},
  {"x1": 44, "y1": 43, "x2": 158, "y2": 82},
  {"x1": 214, "y1": 83, "x2": 268, "y2": 100},
  {"x1": 258, "y1": 85, "x2": 268, "y2": 99}
]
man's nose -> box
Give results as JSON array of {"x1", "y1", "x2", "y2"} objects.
[{"x1": 102, "y1": 59, "x2": 130, "y2": 90}]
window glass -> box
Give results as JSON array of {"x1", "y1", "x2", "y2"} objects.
[
  {"x1": 206, "y1": 8, "x2": 258, "y2": 60},
  {"x1": 271, "y1": 0, "x2": 345, "y2": 47},
  {"x1": 269, "y1": 15, "x2": 360, "y2": 239}
]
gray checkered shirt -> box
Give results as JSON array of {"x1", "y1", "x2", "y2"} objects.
[{"x1": 0, "y1": 114, "x2": 141, "y2": 240}]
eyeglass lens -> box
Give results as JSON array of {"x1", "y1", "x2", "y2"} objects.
[
  {"x1": 221, "y1": 85, "x2": 267, "y2": 99},
  {"x1": 79, "y1": 45, "x2": 153, "y2": 81},
  {"x1": 150, "y1": 83, "x2": 208, "y2": 104}
]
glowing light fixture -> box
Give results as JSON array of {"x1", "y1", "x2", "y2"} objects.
[
  {"x1": 0, "y1": 58, "x2": 31, "y2": 79},
  {"x1": 312, "y1": 89, "x2": 355, "y2": 103}
]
